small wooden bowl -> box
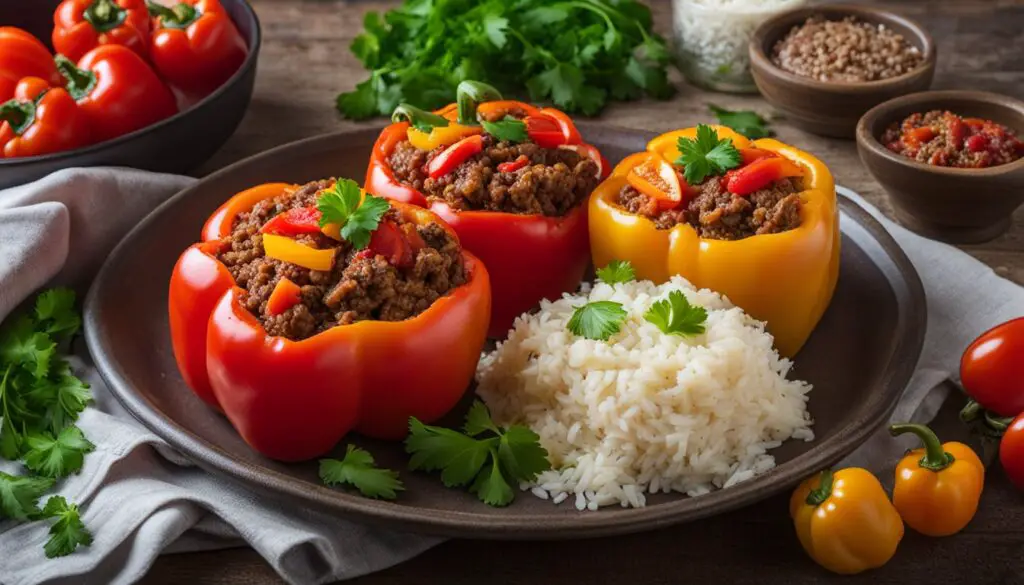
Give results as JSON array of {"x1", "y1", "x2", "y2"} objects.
[
  {"x1": 856, "y1": 90, "x2": 1024, "y2": 244},
  {"x1": 749, "y1": 5, "x2": 936, "y2": 139}
]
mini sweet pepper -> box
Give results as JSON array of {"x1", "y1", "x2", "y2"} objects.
[{"x1": 588, "y1": 126, "x2": 839, "y2": 357}]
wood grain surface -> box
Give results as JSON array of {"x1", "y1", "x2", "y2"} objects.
[{"x1": 148, "y1": 0, "x2": 1024, "y2": 583}]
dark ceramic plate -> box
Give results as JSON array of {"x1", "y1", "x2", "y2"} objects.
[
  {"x1": 0, "y1": 0, "x2": 259, "y2": 190},
  {"x1": 84, "y1": 125, "x2": 926, "y2": 539}
]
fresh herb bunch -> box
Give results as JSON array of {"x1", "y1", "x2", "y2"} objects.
[
  {"x1": 337, "y1": 0, "x2": 674, "y2": 119},
  {"x1": 0, "y1": 288, "x2": 94, "y2": 557}
]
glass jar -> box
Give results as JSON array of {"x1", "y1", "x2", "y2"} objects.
[{"x1": 672, "y1": 0, "x2": 807, "y2": 94}]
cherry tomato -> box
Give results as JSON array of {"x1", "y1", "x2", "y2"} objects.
[
  {"x1": 427, "y1": 134, "x2": 483, "y2": 179},
  {"x1": 1001, "y1": 414, "x2": 1024, "y2": 491},
  {"x1": 961, "y1": 317, "x2": 1024, "y2": 418}
]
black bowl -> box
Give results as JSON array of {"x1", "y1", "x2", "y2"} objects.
[{"x1": 0, "y1": 0, "x2": 260, "y2": 190}]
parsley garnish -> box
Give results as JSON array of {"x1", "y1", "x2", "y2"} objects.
[
  {"x1": 316, "y1": 178, "x2": 390, "y2": 250},
  {"x1": 406, "y1": 401, "x2": 549, "y2": 507},
  {"x1": 319, "y1": 445, "x2": 404, "y2": 500},
  {"x1": 567, "y1": 301, "x2": 628, "y2": 341},
  {"x1": 41, "y1": 496, "x2": 92, "y2": 558},
  {"x1": 708, "y1": 104, "x2": 773, "y2": 139},
  {"x1": 596, "y1": 260, "x2": 635, "y2": 285},
  {"x1": 0, "y1": 471, "x2": 53, "y2": 521},
  {"x1": 22, "y1": 426, "x2": 95, "y2": 479},
  {"x1": 481, "y1": 116, "x2": 528, "y2": 143},
  {"x1": 675, "y1": 124, "x2": 742, "y2": 185},
  {"x1": 644, "y1": 291, "x2": 708, "y2": 337}
]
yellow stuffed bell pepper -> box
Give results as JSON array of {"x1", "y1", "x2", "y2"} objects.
[{"x1": 589, "y1": 125, "x2": 839, "y2": 357}]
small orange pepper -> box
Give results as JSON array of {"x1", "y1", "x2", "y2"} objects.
[{"x1": 889, "y1": 423, "x2": 985, "y2": 537}]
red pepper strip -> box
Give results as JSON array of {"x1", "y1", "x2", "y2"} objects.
[
  {"x1": 0, "y1": 28, "x2": 63, "y2": 103},
  {"x1": 53, "y1": 0, "x2": 151, "y2": 62},
  {"x1": 427, "y1": 134, "x2": 483, "y2": 179},
  {"x1": 497, "y1": 155, "x2": 530, "y2": 173},
  {"x1": 260, "y1": 206, "x2": 323, "y2": 236},
  {"x1": 368, "y1": 220, "x2": 415, "y2": 268},
  {"x1": 538, "y1": 107, "x2": 583, "y2": 145},
  {"x1": 725, "y1": 156, "x2": 804, "y2": 196},
  {"x1": 266, "y1": 277, "x2": 302, "y2": 316},
  {"x1": 0, "y1": 77, "x2": 93, "y2": 158},
  {"x1": 740, "y1": 147, "x2": 778, "y2": 165},
  {"x1": 525, "y1": 114, "x2": 566, "y2": 149}
]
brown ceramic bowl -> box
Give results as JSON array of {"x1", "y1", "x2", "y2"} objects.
[
  {"x1": 749, "y1": 4, "x2": 936, "y2": 139},
  {"x1": 856, "y1": 90, "x2": 1024, "y2": 244}
]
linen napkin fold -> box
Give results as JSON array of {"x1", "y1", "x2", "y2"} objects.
[{"x1": 0, "y1": 168, "x2": 1020, "y2": 585}]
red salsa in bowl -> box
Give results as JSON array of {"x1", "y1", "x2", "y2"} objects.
[{"x1": 881, "y1": 110, "x2": 1024, "y2": 168}]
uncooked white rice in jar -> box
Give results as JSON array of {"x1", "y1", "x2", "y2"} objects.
[{"x1": 475, "y1": 276, "x2": 814, "y2": 511}]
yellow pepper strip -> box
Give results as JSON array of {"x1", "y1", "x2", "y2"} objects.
[
  {"x1": 889, "y1": 423, "x2": 985, "y2": 537},
  {"x1": 790, "y1": 468, "x2": 904, "y2": 575},
  {"x1": 262, "y1": 234, "x2": 335, "y2": 272},
  {"x1": 588, "y1": 125, "x2": 839, "y2": 357},
  {"x1": 407, "y1": 123, "x2": 482, "y2": 151}
]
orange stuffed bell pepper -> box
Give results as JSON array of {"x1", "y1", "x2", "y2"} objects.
[
  {"x1": 589, "y1": 124, "x2": 838, "y2": 357},
  {"x1": 365, "y1": 81, "x2": 609, "y2": 338},
  {"x1": 169, "y1": 179, "x2": 491, "y2": 461}
]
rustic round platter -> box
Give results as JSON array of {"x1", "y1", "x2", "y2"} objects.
[{"x1": 84, "y1": 124, "x2": 926, "y2": 540}]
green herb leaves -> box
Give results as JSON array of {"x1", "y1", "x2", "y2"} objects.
[
  {"x1": 406, "y1": 401, "x2": 549, "y2": 507},
  {"x1": 41, "y1": 496, "x2": 92, "y2": 559},
  {"x1": 336, "y1": 0, "x2": 673, "y2": 119},
  {"x1": 567, "y1": 301, "x2": 628, "y2": 341},
  {"x1": 481, "y1": 117, "x2": 528, "y2": 143},
  {"x1": 22, "y1": 426, "x2": 95, "y2": 479},
  {"x1": 596, "y1": 260, "x2": 635, "y2": 285},
  {"x1": 675, "y1": 124, "x2": 742, "y2": 185},
  {"x1": 644, "y1": 291, "x2": 708, "y2": 337},
  {"x1": 319, "y1": 445, "x2": 404, "y2": 500},
  {"x1": 316, "y1": 178, "x2": 390, "y2": 250},
  {"x1": 708, "y1": 104, "x2": 773, "y2": 139},
  {"x1": 0, "y1": 471, "x2": 54, "y2": 521}
]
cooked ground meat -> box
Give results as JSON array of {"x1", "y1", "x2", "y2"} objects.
[
  {"x1": 388, "y1": 134, "x2": 599, "y2": 216},
  {"x1": 217, "y1": 179, "x2": 467, "y2": 340},
  {"x1": 617, "y1": 175, "x2": 802, "y2": 240},
  {"x1": 881, "y1": 110, "x2": 1024, "y2": 168}
]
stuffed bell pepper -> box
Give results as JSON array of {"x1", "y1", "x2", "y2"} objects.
[
  {"x1": 366, "y1": 81, "x2": 609, "y2": 338},
  {"x1": 589, "y1": 125, "x2": 839, "y2": 357},
  {"x1": 169, "y1": 178, "x2": 491, "y2": 461}
]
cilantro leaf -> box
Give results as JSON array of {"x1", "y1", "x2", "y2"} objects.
[
  {"x1": 470, "y1": 457, "x2": 514, "y2": 507},
  {"x1": 463, "y1": 400, "x2": 499, "y2": 437},
  {"x1": 34, "y1": 289, "x2": 80, "y2": 341},
  {"x1": 644, "y1": 291, "x2": 708, "y2": 337},
  {"x1": 22, "y1": 425, "x2": 95, "y2": 479},
  {"x1": 497, "y1": 426, "x2": 549, "y2": 482},
  {"x1": 406, "y1": 418, "x2": 494, "y2": 488},
  {"x1": 0, "y1": 315, "x2": 56, "y2": 380},
  {"x1": 481, "y1": 116, "x2": 528, "y2": 143},
  {"x1": 42, "y1": 496, "x2": 92, "y2": 558},
  {"x1": 675, "y1": 125, "x2": 742, "y2": 185},
  {"x1": 316, "y1": 178, "x2": 390, "y2": 250},
  {"x1": 596, "y1": 260, "x2": 635, "y2": 285},
  {"x1": 708, "y1": 104, "x2": 773, "y2": 139},
  {"x1": 482, "y1": 14, "x2": 508, "y2": 49},
  {"x1": 0, "y1": 471, "x2": 54, "y2": 521},
  {"x1": 567, "y1": 301, "x2": 628, "y2": 341},
  {"x1": 319, "y1": 445, "x2": 404, "y2": 500},
  {"x1": 26, "y1": 361, "x2": 92, "y2": 434}
]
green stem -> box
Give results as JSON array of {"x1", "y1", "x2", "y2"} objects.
[
  {"x1": 890, "y1": 423, "x2": 955, "y2": 472},
  {"x1": 147, "y1": 1, "x2": 200, "y2": 29},
  {"x1": 0, "y1": 99, "x2": 36, "y2": 136},
  {"x1": 391, "y1": 103, "x2": 449, "y2": 132},
  {"x1": 54, "y1": 55, "x2": 97, "y2": 101},
  {"x1": 983, "y1": 411, "x2": 1013, "y2": 434},
  {"x1": 960, "y1": 399, "x2": 983, "y2": 423},
  {"x1": 805, "y1": 469, "x2": 834, "y2": 506},
  {"x1": 456, "y1": 81, "x2": 503, "y2": 125},
  {"x1": 83, "y1": 0, "x2": 128, "y2": 33}
]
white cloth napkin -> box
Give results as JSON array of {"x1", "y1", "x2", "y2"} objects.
[{"x1": 0, "y1": 168, "x2": 1021, "y2": 585}]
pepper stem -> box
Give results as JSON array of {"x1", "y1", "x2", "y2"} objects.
[
  {"x1": 83, "y1": 0, "x2": 128, "y2": 33},
  {"x1": 456, "y1": 80, "x2": 503, "y2": 126},
  {"x1": 147, "y1": 1, "x2": 200, "y2": 29},
  {"x1": 0, "y1": 99, "x2": 36, "y2": 136},
  {"x1": 804, "y1": 469, "x2": 834, "y2": 506},
  {"x1": 54, "y1": 55, "x2": 97, "y2": 101},
  {"x1": 890, "y1": 423, "x2": 955, "y2": 472},
  {"x1": 391, "y1": 103, "x2": 449, "y2": 132},
  {"x1": 960, "y1": 399, "x2": 983, "y2": 423}
]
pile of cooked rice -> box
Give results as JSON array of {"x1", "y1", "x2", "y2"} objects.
[{"x1": 475, "y1": 276, "x2": 814, "y2": 510}]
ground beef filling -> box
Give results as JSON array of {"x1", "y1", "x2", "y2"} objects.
[
  {"x1": 388, "y1": 134, "x2": 599, "y2": 216},
  {"x1": 217, "y1": 179, "x2": 467, "y2": 340},
  {"x1": 617, "y1": 175, "x2": 803, "y2": 240}
]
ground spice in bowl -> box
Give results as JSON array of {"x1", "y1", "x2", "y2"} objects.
[{"x1": 771, "y1": 15, "x2": 924, "y2": 82}]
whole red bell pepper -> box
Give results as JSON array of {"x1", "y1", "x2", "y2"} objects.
[
  {"x1": 53, "y1": 0, "x2": 151, "y2": 62},
  {"x1": 0, "y1": 28, "x2": 63, "y2": 103},
  {"x1": 0, "y1": 77, "x2": 92, "y2": 158},
  {"x1": 55, "y1": 45, "x2": 176, "y2": 143},
  {"x1": 147, "y1": 0, "x2": 247, "y2": 98},
  {"x1": 366, "y1": 85, "x2": 607, "y2": 338},
  {"x1": 169, "y1": 183, "x2": 491, "y2": 461}
]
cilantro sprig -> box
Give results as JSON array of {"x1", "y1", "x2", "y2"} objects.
[
  {"x1": 481, "y1": 116, "x2": 528, "y2": 143},
  {"x1": 41, "y1": 496, "x2": 92, "y2": 559},
  {"x1": 567, "y1": 301, "x2": 628, "y2": 341},
  {"x1": 316, "y1": 178, "x2": 391, "y2": 250},
  {"x1": 675, "y1": 124, "x2": 742, "y2": 185},
  {"x1": 595, "y1": 260, "x2": 635, "y2": 285},
  {"x1": 708, "y1": 104, "x2": 774, "y2": 139},
  {"x1": 644, "y1": 291, "x2": 708, "y2": 337},
  {"x1": 406, "y1": 401, "x2": 549, "y2": 507},
  {"x1": 319, "y1": 445, "x2": 404, "y2": 500}
]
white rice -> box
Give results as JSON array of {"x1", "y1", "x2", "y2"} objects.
[{"x1": 475, "y1": 276, "x2": 814, "y2": 510}]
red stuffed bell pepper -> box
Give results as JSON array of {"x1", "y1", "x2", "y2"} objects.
[
  {"x1": 366, "y1": 81, "x2": 609, "y2": 338},
  {"x1": 147, "y1": 0, "x2": 248, "y2": 100},
  {"x1": 169, "y1": 179, "x2": 491, "y2": 461},
  {"x1": 53, "y1": 0, "x2": 151, "y2": 62},
  {"x1": 0, "y1": 77, "x2": 92, "y2": 158},
  {"x1": 55, "y1": 45, "x2": 176, "y2": 143},
  {"x1": 0, "y1": 28, "x2": 63, "y2": 103}
]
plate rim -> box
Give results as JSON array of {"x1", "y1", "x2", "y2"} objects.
[{"x1": 83, "y1": 126, "x2": 927, "y2": 540}]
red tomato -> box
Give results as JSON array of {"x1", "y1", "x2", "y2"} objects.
[
  {"x1": 724, "y1": 157, "x2": 803, "y2": 196},
  {"x1": 259, "y1": 207, "x2": 322, "y2": 236},
  {"x1": 427, "y1": 134, "x2": 483, "y2": 179},
  {"x1": 1001, "y1": 414, "x2": 1024, "y2": 491},
  {"x1": 368, "y1": 220, "x2": 414, "y2": 268},
  {"x1": 961, "y1": 317, "x2": 1024, "y2": 418}
]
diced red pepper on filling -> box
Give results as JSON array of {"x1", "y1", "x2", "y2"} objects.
[
  {"x1": 724, "y1": 157, "x2": 803, "y2": 196},
  {"x1": 497, "y1": 155, "x2": 531, "y2": 173},
  {"x1": 260, "y1": 207, "x2": 323, "y2": 236},
  {"x1": 266, "y1": 278, "x2": 303, "y2": 316},
  {"x1": 427, "y1": 134, "x2": 484, "y2": 179},
  {"x1": 368, "y1": 220, "x2": 419, "y2": 268}
]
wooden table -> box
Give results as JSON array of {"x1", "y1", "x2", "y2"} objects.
[{"x1": 148, "y1": 0, "x2": 1024, "y2": 583}]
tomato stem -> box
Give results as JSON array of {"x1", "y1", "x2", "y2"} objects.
[
  {"x1": 960, "y1": 399, "x2": 983, "y2": 423},
  {"x1": 54, "y1": 55, "x2": 97, "y2": 101},
  {"x1": 890, "y1": 423, "x2": 955, "y2": 472},
  {"x1": 805, "y1": 469, "x2": 834, "y2": 506},
  {"x1": 456, "y1": 81, "x2": 503, "y2": 126},
  {"x1": 83, "y1": 0, "x2": 128, "y2": 33},
  {"x1": 391, "y1": 104, "x2": 449, "y2": 132},
  {"x1": 0, "y1": 99, "x2": 36, "y2": 136},
  {"x1": 147, "y1": 1, "x2": 201, "y2": 29}
]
